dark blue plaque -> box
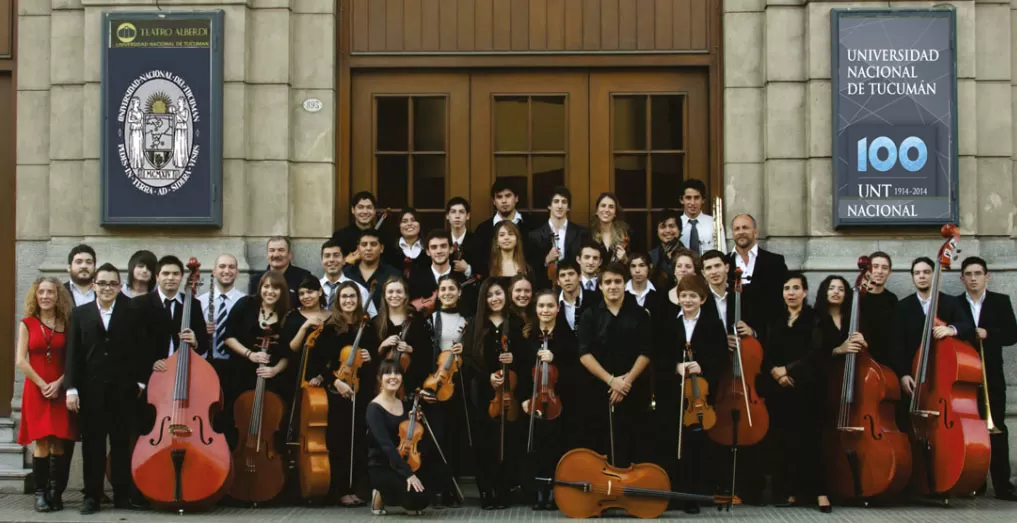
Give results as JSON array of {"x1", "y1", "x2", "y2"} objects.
[
  {"x1": 100, "y1": 11, "x2": 224, "y2": 226},
  {"x1": 831, "y1": 9, "x2": 958, "y2": 228}
]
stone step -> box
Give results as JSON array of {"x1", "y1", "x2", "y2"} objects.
[
  {"x1": 0, "y1": 419, "x2": 14, "y2": 443},
  {"x1": 0, "y1": 443, "x2": 26, "y2": 469},
  {"x1": 0, "y1": 468, "x2": 31, "y2": 494}
]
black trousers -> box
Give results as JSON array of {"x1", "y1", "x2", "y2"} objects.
[
  {"x1": 420, "y1": 400, "x2": 462, "y2": 496},
  {"x1": 368, "y1": 466, "x2": 429, "y2": 511},
  {"x1": 981, "y1": 378, "x2": 1014, "y2": 494},
  {"x1": 521, "y1": 416, "x2": 564, "y2": 495},
  {"x1": 327, "y1": 391, "x2": 369, "y2": 498},
  {"x1": 80, "y1": 382, "x2": 137, "y2": 499},
  {"x1": 471, "y1": 407, "x2": 524, "y2": 494},
  {"x1": 768, "y1": 389, "x2": 826, "y2": 500},
  {"x1": 578, "y1": 386, "x2": 653, "y2": 468}
]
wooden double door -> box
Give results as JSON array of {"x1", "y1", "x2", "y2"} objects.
[{"x1": 350, "y1": 70, "x2": 708, "y2": 250}]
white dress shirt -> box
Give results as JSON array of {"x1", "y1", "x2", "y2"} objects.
[
  {"x1": 198, "y1": 286, "x2": 246, "y2": 322},
  {"x1": 581, "y1": 275, "x2": 599, "y2": 292},
  {"x1": 625, "y1": 280, "x2": 656, "y2": 308},
  {"x1": 559, "y1": 288, "x2": 585, "y2": 330},
  {"x1": 680, "y1": 213, "x2": 715, "y2": 253},
  {"x1": 449, "y1": 230, "x2": 473, "y2": 278},
  {"x1": 431, "y1": 265, "x2": 452, "y2": 283},
  {"x1": 68, "y1": 283, "x2": 96, "y2": 306},
  {"x1": 493, "y1": 211, "x2": 523, "y2": 226},
  {"x1": 711, "y1": 287, "x2": 729, "y2": 331},
  {"x1": 399, "y1": 237, "x2": 423, "y2": 259},
  {"x1": 679, "y1": 309, "x2": 701, "y2": 342},
  {"x1": 965, "y1": 291, "x2": 986, "y2": 326},
  {"x1": 549, "y1": 219, "x2": 568, "y2": 261},
  {"x1": 918, "y1": 293, "x2": 932, "y2": 316},
  {"x1": 734, "y1": 244, "x2": 759, "y2": 283}
]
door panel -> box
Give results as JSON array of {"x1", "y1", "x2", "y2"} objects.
[
  {"x1": 470, "y1": 73, "x2": 590, "y2": 224},
  {"x1": 351, "y1": 72, "x2": 470, "y2": 232},
  {"x1": 590, "y1": 71, "x2": 708, "y2": 254}
]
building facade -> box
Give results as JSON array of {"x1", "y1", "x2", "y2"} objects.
[{"x1": 3, "y1": 0, "x2": 1017, "y2": 486}]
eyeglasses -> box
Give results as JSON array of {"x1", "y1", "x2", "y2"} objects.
[{"x1": 94, "y1": 281, "x2": 121, "y2": 289}]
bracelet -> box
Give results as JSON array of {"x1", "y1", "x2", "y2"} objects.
[
  {"x1": 245, "y1": 349, "x2": 252, "y2": 359},
  {"x1": 608, "y1": 376, "x2": 615, "y2": 386}
]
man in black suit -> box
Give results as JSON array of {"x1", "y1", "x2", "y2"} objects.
[
  {"x1": 701, "y1": 250, "x2": 735, "y2": 331},
  {"x1": 528, "y1": 186, "x2": 589, "y2": 290},
  {"x1": 556, "y1": 260, "x2": 601, "y2": 332},
  {"x1": 956, "y1": 257, "x2": 1017, "y2": 500},
  {"x1": 248, "y1": 236, "x2": 313, "y2": 301},
  {"x1": 64, "y1": 264, "x2": 142, "y2": 514},
  {"x1": 472, "y1": 179, "x2": 532, "y2": 278},
  {"x1": 893, "y1": 256, "x2": 974, "y2": 392},
  {"x1": 446, "y1": 197, "x2": 480, "y2": 279},
  {"x1": 726, "y1": 214, "x2": 787, "y2": 339},
  {"x1": 132, "y1": 255, "x2": 209, "y2": 386},
  {"x1": 65, "y1": 244, "x2": 96, "y2": 306}
]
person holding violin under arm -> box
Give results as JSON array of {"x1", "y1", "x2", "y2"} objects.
[
  {"x1": 366, "y1": 361, "x2": 430, "y2": 516},
  {"x1": 462, "y1": 278, "x2": 526, "y2": 510},
  {"x1": 375, "y1": 276, "x2": 430, "y2": 392},
  {"x1": 577, "y1": 262, "x2": 653, "y2": 468},
  {"x1": 521, "y1": 290, "x2": 579, "y2": 511}
]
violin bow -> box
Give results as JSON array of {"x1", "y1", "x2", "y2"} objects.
[
  {"x1": 608, "y1": 403, "x2": 616, "y2": 467},
  {"x1": 677, "y1": 342, "x2": 688, "y2": 460},
  {"x1": 420, "y1": 410, "x2": 465, "y2": 504}
]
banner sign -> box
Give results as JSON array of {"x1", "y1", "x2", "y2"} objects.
[
  {"x1": 831, "y1": 9, "x2": 958, "y2": 228},
  {"x1": 100, "y1": 11, "x2": 224, "y2": 226}
]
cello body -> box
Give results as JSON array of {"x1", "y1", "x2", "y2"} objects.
[
  {"x1": 553, "y1": 448, "x2": 672, "y2": 519},
  {"x1": 230, "y1": 387, "x2": 287, "y2": 502},
  {"x1": 296, "y1": 386, "x2": 330, "y2": 498},
  {"x1": 708, "y1": 333, "x2": 769, "y2": 447}
]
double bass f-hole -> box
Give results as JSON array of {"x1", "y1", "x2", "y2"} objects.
[
  {"x1": 149, "y1": 417, "x2": 171, "y2": 446},
  {"x1": 193, "y1": 415, "x2": 214, "y2": 445}
]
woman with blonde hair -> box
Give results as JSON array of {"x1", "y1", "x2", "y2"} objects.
[
  {"x1": 16, "y1": 277, "x2": 76, "y2": 512},
  {"x1": 590, "y1": 192, "x2": 631, "y2": 264},
  {"x1": 488, "y1": 221, "x2": 530, "y2": 279}
]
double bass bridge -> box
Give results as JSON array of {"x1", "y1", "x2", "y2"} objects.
[
  {"x1": 169, "y1": 424, "x2": 193, "y2": 437},
  {"x1": 912, "y1": 409, "x2": 941, "y2": 419}
]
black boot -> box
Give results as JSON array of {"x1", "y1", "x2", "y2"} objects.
[
  {"x1": 48, "y1": 453, "x2": 65, "y2": 511},
  {"x1": 33, "y1": 456, "x2": 51, "y2": 512},
  {"x1": 532, "y1": 488, "x2": 545, "y2": 511}
]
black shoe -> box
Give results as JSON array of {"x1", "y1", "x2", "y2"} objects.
[
  {"x1": 975, "y1": 483, "x2": 988, "y2": 496},
  {"x1": 80, "y1": 497, "x2": 101, "y2": 515},
  {"x1": 114, "y1": 496, "x2": 145, "y2": 510},
  {"x1": 995, "y1": 490, "x2": 1017, "y2": 501},
  {"x1": 32, "y1": 456, "x2": 51, "y2": 513},
  {"x1": 494, "y1": 489, "x2": 509, "y2": 509},
  {"x1": 480, "y1": 490, "x2": 495, "y2": 510},
  {"x1": 547, "y1": 489, "x2": 557, "y2": 511},
  {"x1": 684, "y1": 501, "x2": 701, "y2": 514},
  {"x1": 532, "y1": 489, "x2": 545, "y2": 511},
  {"x1": 819, "y1": 503, "x2": 833, "y2": 513},
  {"x1": 442, "y1": 491, "x2": 461, "y2": 508}
]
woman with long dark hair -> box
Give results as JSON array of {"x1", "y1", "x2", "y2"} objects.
[
  {"x1": 384, "y1": 209, "x2": 429, "y2": 281},
  {"x1": 123, "y1": 250, "x2": 157, "y2": 298},
  {"x1": 590, "y1": 192, "x2": 631, "y2": 264}
]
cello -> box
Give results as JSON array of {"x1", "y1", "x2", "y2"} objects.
[
  {"x1": 526, "y1": 330, "x2": 562, "y2": 453},
  {"x1": 132, "y1": 258, "x2": 232, "y2": 510},
  {"x1": 908, "y1": 224, "x2": 991, "y2": 497},
  {"x1": 487, "y1": 334, "x2": 519, "y2": 463},
  {"x1": 822, "y1": 256, "x2": 912, "y2": 502},
  {"x1": 537, "y1": 448, "x2": 739, "y2": 519},
  {"x1": 285, "y1": 323, "x2": 330, "y2": 499},
  {"x1": 230, "y1": 332, "x2": 287, "y2": 503}
]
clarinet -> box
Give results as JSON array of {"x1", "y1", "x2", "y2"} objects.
[{"x1": 207, "y1": 271, "x2": 217, "y2": 361}]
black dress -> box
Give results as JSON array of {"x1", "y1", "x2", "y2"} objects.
[{"x1": 365, "y1": 401, "x2": 430, "y2": 512}]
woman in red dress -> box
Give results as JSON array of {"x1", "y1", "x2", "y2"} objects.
[{"x1": 16, "y1": 276, "x2": 76, "y2": 512}]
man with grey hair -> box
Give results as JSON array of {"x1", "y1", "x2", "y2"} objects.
[
  {"x1": 726, "y1": 213, "x2": 787, "y2": 337},
  {"x1": 248, "y1": 236, "x2": 312, "y2": 302}
]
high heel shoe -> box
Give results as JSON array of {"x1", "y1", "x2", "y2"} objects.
[
  {"x1": 818, "y1": 495, "x2": 832, "y2": 513},
  {"x1": 370, "y1": 490, "x2": 386, "y2": 515},
  {"x1": 480, "y1": 490, "x2": 495, "y2": 510}
]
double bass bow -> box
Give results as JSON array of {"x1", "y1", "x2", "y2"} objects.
[
  {"x1": 284, "y1": 323, "x2": 330, "y2": 499},
  {"x1": 527, "y1": 330, "x2": 562, "y2": 453},
  {"x1": 230, "y1": 332, "x2": 286, "y2": 503},
  {"x1": 487, "y1": 334, "x2": 519, "y2": 463},
  {"x1": 908, "y1": 224, "x2": 990, "y2": 497},
  {"x1": 131, "y1": 258, "x2": 232, "y2": 510},
  {"x1": 822, "y1": 256, "x2": 912, "y2": 502}
]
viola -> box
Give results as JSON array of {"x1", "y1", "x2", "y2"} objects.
[
  {"x1": 487, "y1": 334, "x2": 519, "y2": 463},
  {"x1": 421, "y1": 321, "x2": 469, "y2": 402},
  {"x1": 527, "y1": 331, "x2": 562, "y2": 453},
  {"x1": 822, "y1": 256, "x2": 912, "y2": 502},
  {"x1": 908, "y1": 225, "x2": 990, "y2": 496},
  {"x1": 285, "y1": 323, "x2": 330, "y2": 499},
  {"x1": 131, "y1": 258, "x2": 232, "y2": 510},
  {"x1": 546, "y1": 231, "x2": 560, "y2": 288},
  {"x1": 343, "y1": 209, "x2": 390, "y2": 265},
  {"x1": 230, "y1": 332, "x2": 287, "y2": 503},
  {"x1": 332, "y1": 316, "x2": 370, "y2": 394},
  {"x1": 384, "y1": 319, "x2": 412, "y2": 372},
  {"x1": 681, "y1": 343, "x2": 716, "y2": 431},
  {"x1": 397, "y1": 392, "x2": 424, "y2": 472},
  {"x1": 708, "y1": 267, "x2": 769, "y2": 448},
  {"x1": 537, "y1": 448, "x2": 739, "y2": 519}
]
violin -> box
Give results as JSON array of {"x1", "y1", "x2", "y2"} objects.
[
  {"x1": 487, "y1": 334, "x2": 519, "y2": 463},
  {"x1": 537, "y1": 448, "x2": 739, "y2": 519},
  {"x1": 343, "y1": 208, "x2": 391, "y2": 265},
  {"x1": 384, "y1": 319, "x2": 412, "y2": 372},
  {"x1": 681, "y1": 342, "x2": 716, "y2": 431},
  {"x1": 397, "y1": 392, "x2": 424, "y2": 472},
  {"x1": 527, "y1": 331, "x2": 562, "y2": 453},
  {"x1": 285, "y1": 323, "x2": 330, "y2": 499},
  {"x1": 822, "y1": 256, "x2": 912, "y2": 502},
  {"x1": 547, "y1": 231, "x2": 560, "y2": 288},
  {"x1": 332, "y1": 316, "x2": 370, "y2": 393},
  {"x1": 421, "y1": 321, "x2": 469, "y2": 402},
  {"x1": 908, "y1": 224, "x2": 990, "y2": 496},
  {"x1": 230, "y1": 332, "x2": 287, "y2": 503},
  {"x1": 132, "y1": 258, "x2": 232, "y2": 510}
]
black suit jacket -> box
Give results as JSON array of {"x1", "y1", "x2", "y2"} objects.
[
  {"x1": 558, "y1": 288, "x2": 602, "y2": 332},
  {"x1": 892, "y1": 292, "x2": 974, "y2": 379},
  {"x1": 527, "y1": 220, "x2": 589, "y2": 289},
  {"x1": 954, "y1": 291, "x2": 1017, "y2": 383},
  {"x1": 472, "y1": 216, "x2": 532, "y2": 279},
  {"x1": 703, "y1": 289, "x2": 737, "y2": 332},
  {"x1": 408, "y1": 266, "x2": 466, "y2": 301},
  {"x1": 64, "y1": 294, "x2": 142, "y2": 391},
  {"x1": 131, "y1": 290, "x2": 209, "y2": 383},
  {"x1": 727, "y1": 247, "x2": 787, "y2": 339}
]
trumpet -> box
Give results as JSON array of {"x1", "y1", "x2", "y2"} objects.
[
  {"x1": 979, "y1": 339, "x2": 1002, "y2": 434},
  {"x1": 713, "y1": 196, "x2": 727, "y2": 254}
]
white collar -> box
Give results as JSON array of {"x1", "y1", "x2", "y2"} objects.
[
  {"x1": 559, "y1": 288, "x2": 583, "y2": 306},
  {"x1": 548, "y1": 218, "x2": 568, "y2": 232},
  {"x1": 158, "y1": 288, "x2": 183, "y2": 304},
  {"x1": 917, "y1": 292, "x2": 932, "y2": 305},
  {"x1": 320, "y1": 275, "x2": 342, "y2": 287},
  {"x1": 625, "y1": 280, "x2": 655, "y2": 297},
  {"x1": 399, "y1": 237, "x2": 422, "y2": 250},
  {"x1": 683, "y1": 212, "x2": 703, "y2": 222},
  {"x1": 450, "y1": 230, "x2": 467, "y2": 245},
  {"x1": 96, "y1": 299, "x2": 115, "y2": 314},
  {"x1": 965, "y1": 291, "x2": 986, "y2": 306},
  {"x1": 431, "y1": 265, "x2": 451, "y2": 281},
  {"x1": 493, "y1": 211, "x2": 522, "y2": 225},
  {"x1": 678, "y1": 309, "x2": 701, "y2": 321},
  {"x1": 711, "y1": 286, "x2": 727, "y2": 300}
]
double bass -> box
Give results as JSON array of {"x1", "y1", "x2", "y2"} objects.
[
  {"x1": 285, "y1": 324, "x2": 330, "y2": 499},
  {"x1": 822, "y1": 257, "x2": 912, "y2": 502},
  {"x1": 908, "y1": 224, "x2": 990, "y2": 497},
  {"x1": 230, "y1": 332, "x2": 287, "y2": 503},
  {"x1": 132, "y1": 258, "x2": 232, "y2": 510}
]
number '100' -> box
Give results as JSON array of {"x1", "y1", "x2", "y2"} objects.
[{"x1": 856, "y1": 136, "x2": 928, "y2": 172}]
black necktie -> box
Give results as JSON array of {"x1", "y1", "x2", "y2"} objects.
[{"x1": 689, "y1": 219, "x2": 700, "y2": 253}]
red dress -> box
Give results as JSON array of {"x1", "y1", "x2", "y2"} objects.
[{"x1": 17, "y1": 316, "x2": 76, "y2": 444}]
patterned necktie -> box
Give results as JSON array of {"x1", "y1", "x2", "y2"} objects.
[
  {"x1": 215, "y1": 294, "x2": 229, "y2": 357},
  {"x1": 688, "y1": 219, "x2": 700, "y2": 253},
  {"x1": 325, "y1": 281, "x2": 338, "y2": 310}
]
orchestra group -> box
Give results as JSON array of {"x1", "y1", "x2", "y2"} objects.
[{"x1": 14, "y1": 179, "x2": 1017, "y2": 517}]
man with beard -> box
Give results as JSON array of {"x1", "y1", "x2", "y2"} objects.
[
  {"x1": 727, "y1": 214, "x2": 787, "y2": 339},
  {"x1": 342, "y1": 229, "x2": 399, "y2": 312},
  {"x1": 248, "y1": 236, "x2": 313, "y2": 303},
  {"x1": 473, "y1": 180, "x2": 531, "y2": 278},
  {"x1": 331, "y1": 191, "x2": 386, "y2": 257},
  {"x1": 198, "y1": 254, "x2": 246, "y2": 370},
  {"x1": 65, "y1": 244, "x2": 97, "y2": 306},
  {"x1": 319, "y1": 239, "x2": 374, "y2": 316}
]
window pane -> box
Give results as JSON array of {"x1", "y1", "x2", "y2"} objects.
[
  {"x1": 613, "y1": 96, "x2": 646, "y2": 151},
  {"x1": 495, "y1": 155, "x2": 529, "y2": 208},
  {"x1": 532, "y1": 96, "x2": 566, "y2": 152},
  {"x1": 413, "y1": 97, "x2": 446, "y2": 152},
  {"x1": 614, "y1": 155, "x2": 647, "y2": 208},
  {"x1": 417, "y1": 212, "x2": 446, "y2": 236},
  {"x1": 651, "y1": 153, "x2": 684, "y2": 209},
  {"x1": 377, "y1": 155, "x2": 409, "y2": 208},
  {"x1": 377, "y1": 97, "x2": 409, "y2": 152},
  {"x1": 532, "y1": 155, "x2": 565, "y2": 211},
  {"x1": 413, "y1": 155, "x2": 446, "y2": 209},
  {"x1": 494, "y1": 96, "x2": 529, "y2": 152},
  {"x1": 625, "y1": 211, "x2": 649, "y2": 256},
  {"x1": 651, "y1": 95, "x2": 684, "y2": 151}
]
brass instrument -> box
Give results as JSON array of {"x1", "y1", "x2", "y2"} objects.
[
  {"x1": 978, "y1": 339, "x2": 1002, "y2": 434},
  {"x1": 713, "y1": 196, "x2": 727, "y2": 254}
]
